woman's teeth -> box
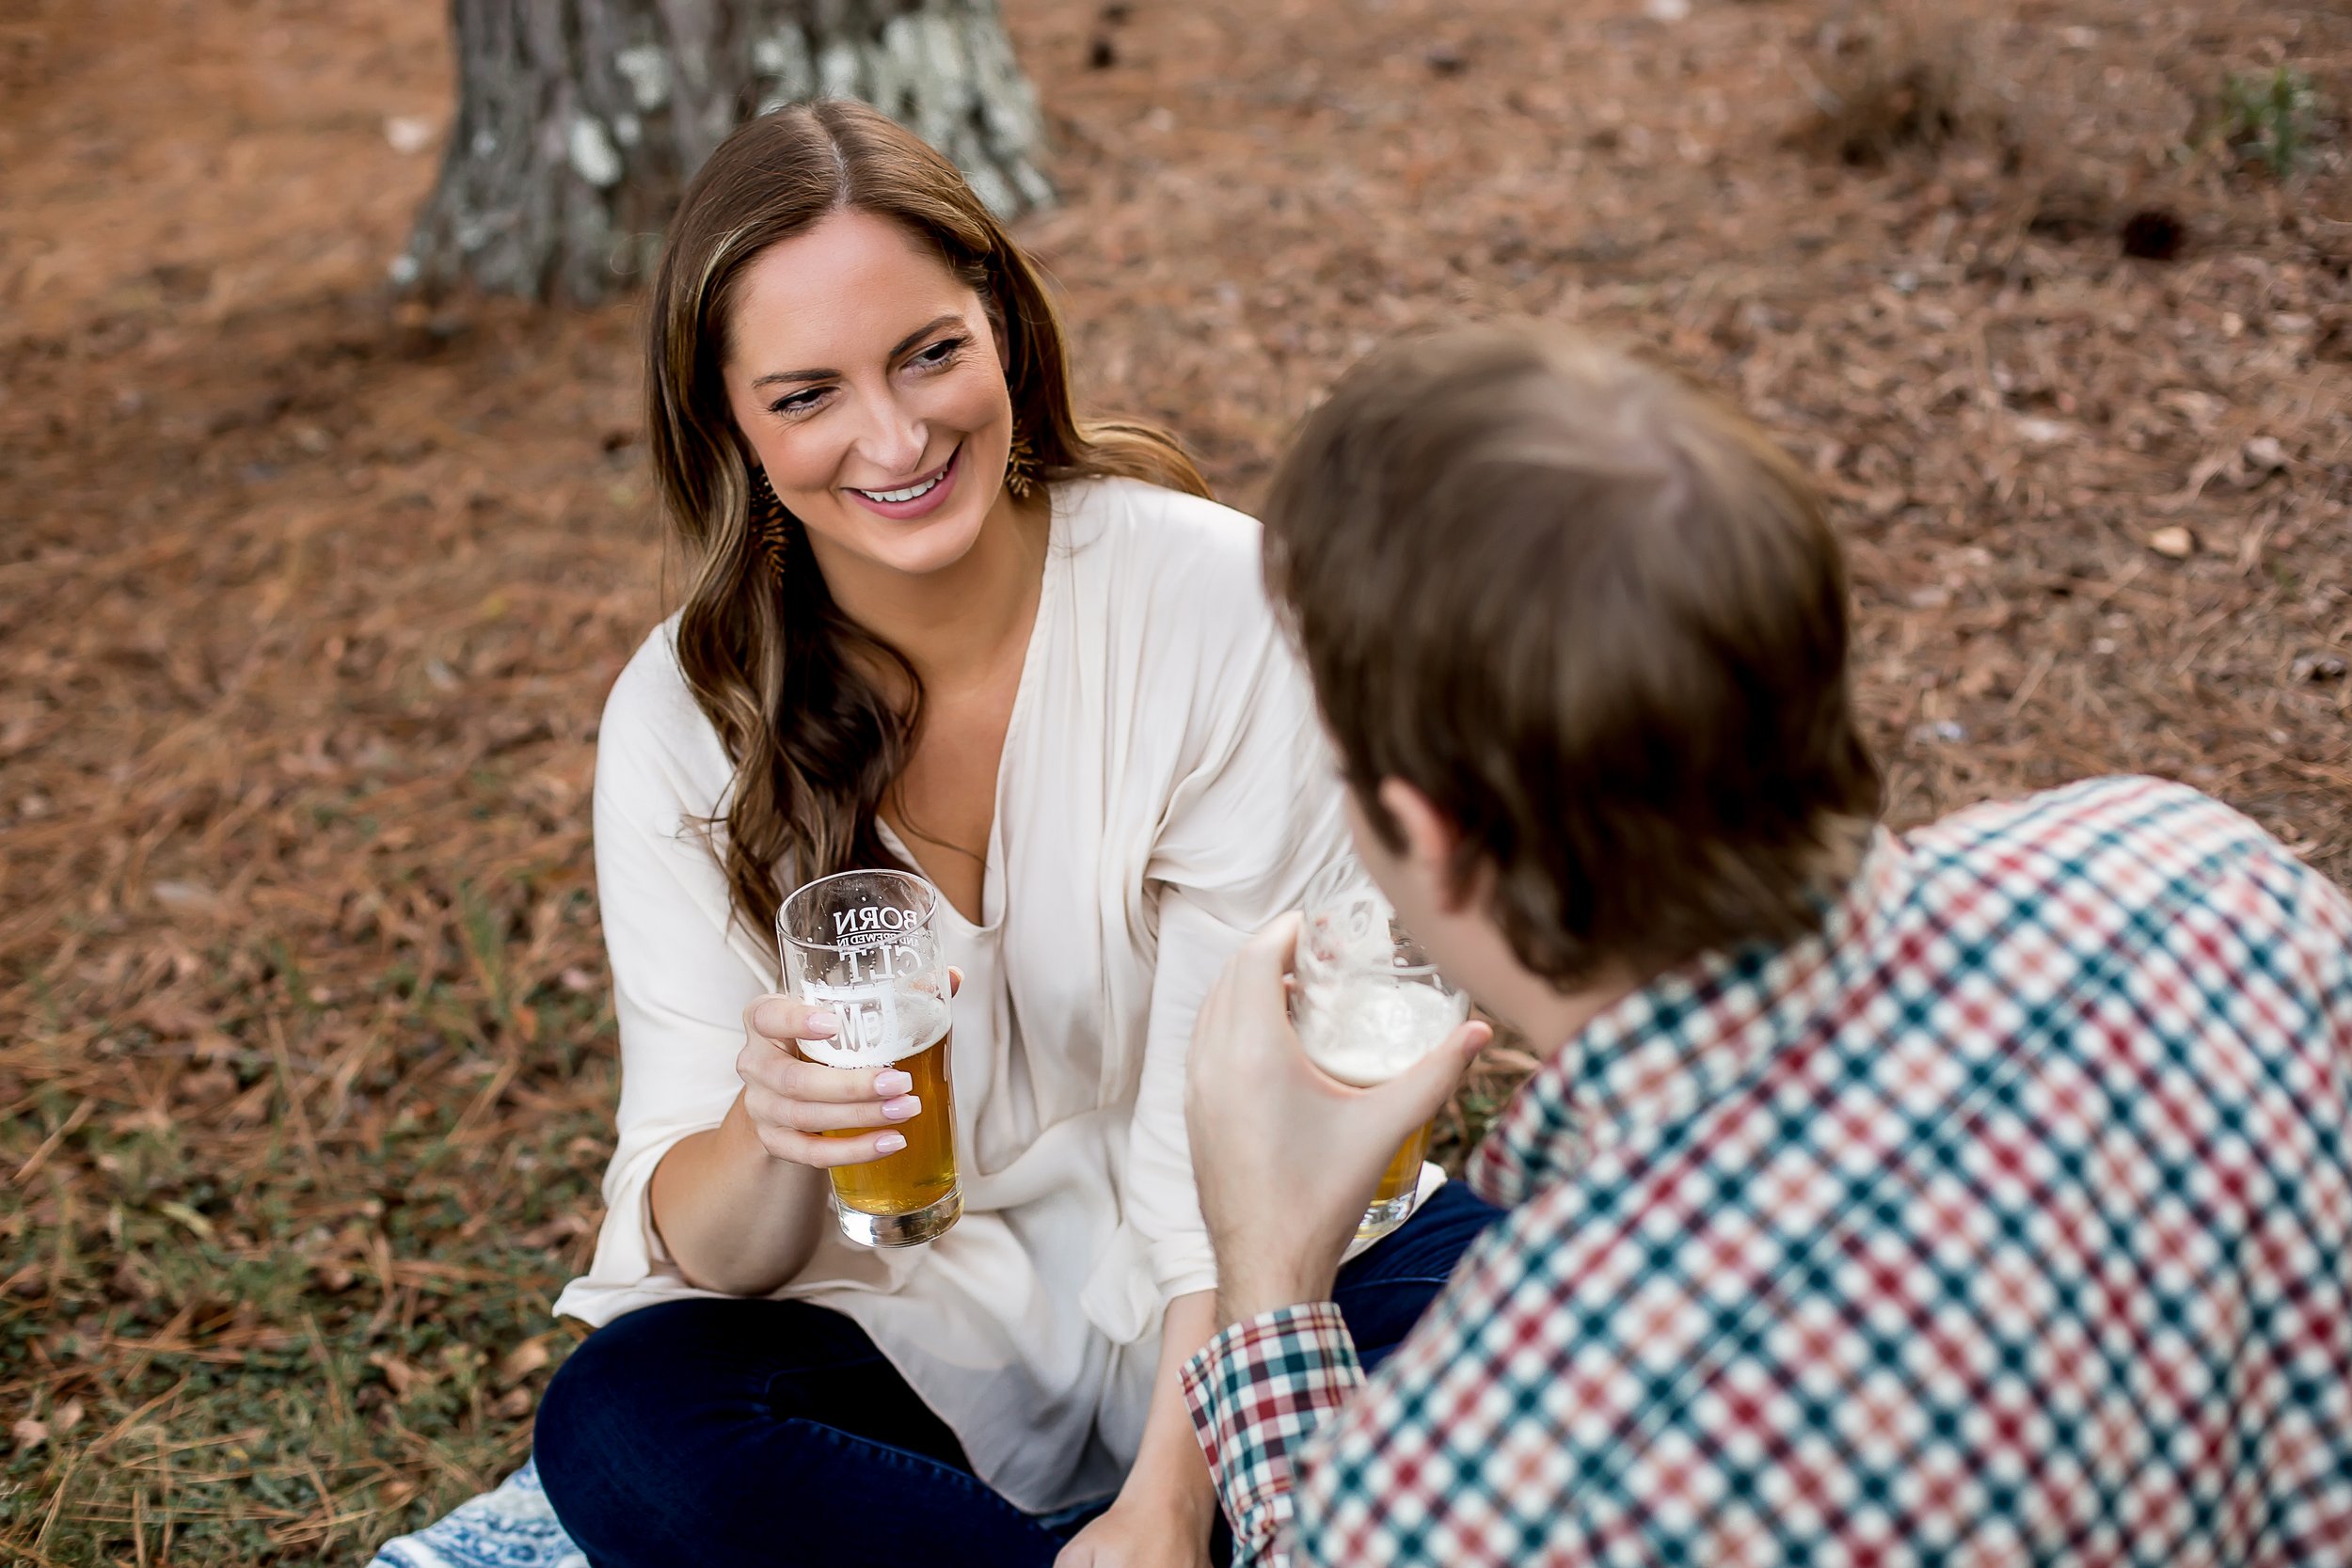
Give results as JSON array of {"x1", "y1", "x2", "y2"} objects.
[{"x1": 856, "y1": 472, "x2": 942, "y2": 504}]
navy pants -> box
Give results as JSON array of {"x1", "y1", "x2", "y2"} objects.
[{"x1": 535, "y1": 1181, "x2": 1500, "y2": 1567}]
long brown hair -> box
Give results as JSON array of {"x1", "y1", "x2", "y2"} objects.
[{"x1": 646, "y1": 100, "x2": 1206, "y2": 943}]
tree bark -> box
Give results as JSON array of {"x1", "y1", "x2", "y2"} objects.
[{"x1": 397, "y1": 0, "x2": 1052, "y2": 305}]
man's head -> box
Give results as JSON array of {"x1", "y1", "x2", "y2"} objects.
[{"x1": 1263, "y1": 325, "x2": 1880, "y2": 1024}]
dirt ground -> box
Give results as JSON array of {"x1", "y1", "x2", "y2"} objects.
[{"x1": 2, "y1": 0, "x2": 2346, "y2": 1560}]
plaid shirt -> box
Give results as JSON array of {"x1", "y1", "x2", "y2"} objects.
[{"x1": 1184, "y1": 777, "x2": 2352, "y2": 1566}]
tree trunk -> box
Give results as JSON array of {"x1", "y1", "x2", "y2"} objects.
[{"x1": 396, "y1": 0, "x2": 1052, "y2": 305}]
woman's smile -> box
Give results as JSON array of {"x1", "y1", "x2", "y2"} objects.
[{"x1": 844, "y1": 443, "x2": 961, "y2": 520}]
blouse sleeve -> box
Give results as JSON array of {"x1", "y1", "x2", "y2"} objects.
[
  {"x1": 572, "y1": 641, "x2": 772, "y2": 1300},
  {"x1": 1125, "y1": 624, "x2": 1351, "y2": 1301}
]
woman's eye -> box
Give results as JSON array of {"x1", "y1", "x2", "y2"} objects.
[
  {"x1": 769, "y1": 388, "x2": 828, "y2": 417},
  {"x1": 911, "y1": 337, "x2": 966, "y2": 370}
]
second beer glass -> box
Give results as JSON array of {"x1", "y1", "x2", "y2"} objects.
[
  {"x1": 777, "y1": 869, "x2": 961, "y2": 1247},
  {"x1": 1291, "y1": 862, "x2": 1470, "y2": 1241}
]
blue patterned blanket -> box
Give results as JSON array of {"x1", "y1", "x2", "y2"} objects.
[{"x1": 370, "y1": 1458, "x2": 586, "y2": 1568}]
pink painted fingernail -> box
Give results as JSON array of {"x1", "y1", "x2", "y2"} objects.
[
  {"x1": 803, "y1": 1011, "x2": 838, "y2": 1037},
  {"x1": 881, "y1": 1096, "x2": 921, "y2": 1121},
  {"x1": 875, "y1": 1069, "x2": 913, "y2": 1096},
  {"x1": 876, "y1": 1132, "x2": 907, "y2": 1153}
]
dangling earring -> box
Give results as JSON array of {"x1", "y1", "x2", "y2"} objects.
[
  {"x1": 1003, "y1": 426, "x2": 1040, "y2": 501},
  {"x1": 751, "y1": 467, "x2": 791, "y2": 580}
]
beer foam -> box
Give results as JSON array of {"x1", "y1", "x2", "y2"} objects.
[
  {"x1": 1295, "y1": 979, "x2": 1468, "y2": 1088},
  {"x1": 799, "y1": 985, "x2": 950, "y2": 1069}
]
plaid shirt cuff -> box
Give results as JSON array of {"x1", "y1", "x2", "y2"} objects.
[{"x1": 1182, "y1": 1302, "x2": 1363, "y2": 1566}]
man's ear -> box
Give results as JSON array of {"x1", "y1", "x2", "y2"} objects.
[{"x1": 1375, "y1": 779, "x2": 1475, "y2": 915}]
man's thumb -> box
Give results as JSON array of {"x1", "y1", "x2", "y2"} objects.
[{"x1": 1369, "y1": 1019, "x2": 1492, "y2": 1140}]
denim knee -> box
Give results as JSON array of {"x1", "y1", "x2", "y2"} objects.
[{"x1": 531, "y1": 1318, "x2": 627, "y2": 1506}]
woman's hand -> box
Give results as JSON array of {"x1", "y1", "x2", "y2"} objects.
[
  {"x1": 651, "y1": 970, "x2": 961, "y2": 1296},
  {"x1": 736, "y1": 978, "x2": 956, "y2": 1168},
  {"x1": 1055, "y1": 1290, "x2": 1220, "y2": 1568},
  {"x1": 1054, "y1": 1492, "x2": 1216, "y2": 1568}
]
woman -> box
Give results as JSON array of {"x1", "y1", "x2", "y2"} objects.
[{"x1": 532, "y1": 100, "x2": 1498, "y2": 1568}]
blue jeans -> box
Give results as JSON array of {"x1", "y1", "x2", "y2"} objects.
[{"x1": 535, "y1": 1180, "x2": 1501, "y2": 1567}]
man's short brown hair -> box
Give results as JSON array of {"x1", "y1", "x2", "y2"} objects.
[{"x1": 1263, "y1": 325, "x2": 1882, "y2": 986}]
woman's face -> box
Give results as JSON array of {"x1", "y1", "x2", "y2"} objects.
[{"x1": 723, "y1": 208, "x2": 1014, "y2": 580}]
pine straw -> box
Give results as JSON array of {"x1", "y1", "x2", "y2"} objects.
[{"x1": 4, "y1": 0, "x2": 2348, "y2": 1560}]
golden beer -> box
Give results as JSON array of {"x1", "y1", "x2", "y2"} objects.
[
  {"x1": 1363, "y1": 1118, "x2": 1435, "y2": 1240},
  {"x1": 816, "y1": 1019, "x2": 959, "y2": 1228},
  {"x1": 779, "y1": 869, "x2": 962, "y2": 1247}
]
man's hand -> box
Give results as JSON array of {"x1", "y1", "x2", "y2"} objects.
[{"x1": 1185, "y1": 914, "x2": 1490, "y2": 1324}]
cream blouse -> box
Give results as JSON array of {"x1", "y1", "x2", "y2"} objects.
[{"x1": 552, "y1": 477, "x2": 1373, "y2": 1513}]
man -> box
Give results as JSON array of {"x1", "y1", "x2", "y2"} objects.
[{"x1": 1179, "y1": 326, "x2": 2352, "y2": 1565}]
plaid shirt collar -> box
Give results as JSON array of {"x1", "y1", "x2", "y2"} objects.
[{"x1": 1467, "y1": 828, "x2": 1914, "y2": 1210}]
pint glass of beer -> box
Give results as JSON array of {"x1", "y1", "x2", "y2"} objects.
[
  {"x1": 1289, "y1": 864, "x2": 1468, "y2": 1241},
  {"x1": 777, "y1": 869, "x2": 961, "y2": 1248},
  {"x1": 1292, "y1": 863, "x2": 1470, "y2": 1242}
]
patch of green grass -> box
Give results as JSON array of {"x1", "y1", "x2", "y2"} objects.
[
  {"x1": 3, "y1": 1094, "x2": 613, "y2": 1563},
  {"x1": 2, "y1": 866, "x2": 619, "y2": 1564},
  {"x1": 2217, "y1": 66, "x2": 2324, "y2": 179}
]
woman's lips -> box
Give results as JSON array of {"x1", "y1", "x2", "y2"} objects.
[{"x1": 844, "y1": 445, "x2": 961, "y2": 520}]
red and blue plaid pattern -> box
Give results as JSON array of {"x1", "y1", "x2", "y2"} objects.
[{"x1": 1184, "y1": 777, "x2": 2352, "y2": 1565}]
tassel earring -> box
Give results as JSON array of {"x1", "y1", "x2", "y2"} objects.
[
  {"x1": 1003, "y1": 426, "x2": 1040, "y2": 501},
  {"x1": 751, "y1": 467, "x2": 791, "y2": 580}
]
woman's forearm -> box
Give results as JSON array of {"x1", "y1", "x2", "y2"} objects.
[
  {"x1": 1120, "y1": 1289, "x2": 1223, "y2": 1524},
  {"x1": 648, "y1": 1091, "x2": 834, "y2": 1295}
]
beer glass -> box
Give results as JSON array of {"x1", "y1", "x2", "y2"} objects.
[
  {"x1": 777, "y1": 869, "x2": 961, "y2": 1247},
  {"x1": 1291, "y1": 862, "x2": 1470, "y2": 1242}
]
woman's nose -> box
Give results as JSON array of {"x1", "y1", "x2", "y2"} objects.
[{"x1": 854, "y1": 396, "x2": 928, "y2": 479}]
